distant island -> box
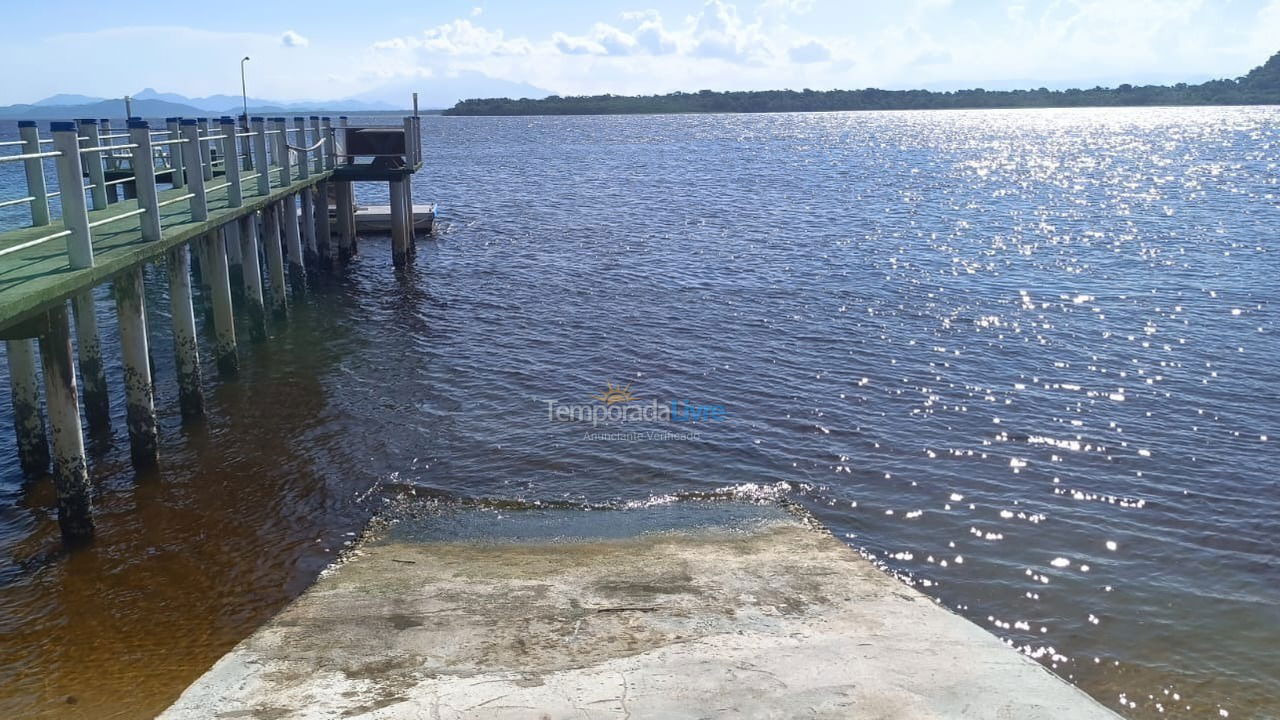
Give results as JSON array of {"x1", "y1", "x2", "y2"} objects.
[{"x1": 444, "y1": 51, "x2": 1280, "y2": 116}]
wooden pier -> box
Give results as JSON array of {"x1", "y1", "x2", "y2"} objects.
[{"x1": 0, "y1": 112, "x2": 425, "y2": 544}]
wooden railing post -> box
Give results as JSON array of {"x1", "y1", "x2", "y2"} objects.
[
  {"x1": 251, "y1": 117, "x2": 271, "y2": 195},
  {"x1": 128, "y1": 119, "x2": 163, "y2": 243},
  {"x1": 294, "y1": 117, "x2": 310, "y2": 180},
  {"x1": 309, "y1": 116, "x2": 323, "y2": 173},
  {"x1": 180, "y1": 120, "x2": 208, "y2": 221},
  {"x1": 219, "y1": 118, "x2": 243, "y2": 208},
  {"x1": 272, "y1": 118, "x2": 292, "y2": 186},
  {"x1": 50, "y1": 122, "x2": 94, "y2": 269},
  {"x1": 166, "y1": 117, "x2": 185, "y2": 188},
  {"x1": 198, "y1": 118, "x2": 214, "y2": 182},
  {"x1": 322, "y1": 117, "x2": 335, "y2": 171},
  {"x1": 78, "y1": 119, "x2": 109, "y2": 210},
  {"x1": 18, "y1": 121, "x2": 50, "y2": 226}
]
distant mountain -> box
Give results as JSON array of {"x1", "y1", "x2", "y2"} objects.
[
  {"x1": 133, "y1": 88, "x2": 400, "y2": 114},
  {"x1": 0, "y1": 98, "x2": 202, "y2": 120},
  {"x1": 0, "y1": 88, "x2": 407, "y2": 120},
  {"x1": 33, "y1": 93, "x2": 107, "y2": 106},
  {"x1": 349, "y1": 72, "x2": 550, "y2": 109}
]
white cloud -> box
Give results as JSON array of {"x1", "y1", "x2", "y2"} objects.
[
  {"x1": 788, "y1": 40, "x2": 830, "y2": 64},
  {"x1": 280, "y1": 30, "x2": 309, "y2": 48},
  {"x1": 349, "y1": 0, "x2": 1277, "y2": 103}
]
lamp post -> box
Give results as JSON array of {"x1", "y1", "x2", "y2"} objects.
[
  {"x1": 240, "y1": 56, "x2": 252, "y2": 170},
  {"x1": 240, "y1": 56, "x2": 251, "y2": 123}
]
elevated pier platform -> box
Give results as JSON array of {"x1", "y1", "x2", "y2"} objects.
[
  {"x1": 0, "y1": 112, "x2": 427, "y2": 544},
  {"x1": 161, "y1": 503, "x2": 1121, "y2": 719}
]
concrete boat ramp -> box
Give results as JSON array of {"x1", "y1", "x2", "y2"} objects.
[{"x1": 161, "y1": 502, "x2": 1120, "y2": 719}]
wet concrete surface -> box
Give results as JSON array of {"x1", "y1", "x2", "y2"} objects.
[{"x1": 162, "y1": 502, "x2": 1121, "y2": 719}]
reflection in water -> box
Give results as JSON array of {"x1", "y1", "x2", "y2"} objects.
[{"x1": 0, "y1": 107, "x2": 1278, "y2": 719}]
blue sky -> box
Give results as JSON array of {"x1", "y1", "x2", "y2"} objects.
[{"x1": 2, "y1": 0, "x2": 1278, "y2": 107}]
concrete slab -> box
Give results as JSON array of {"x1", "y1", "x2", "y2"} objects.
[{"x1": 161, "y1": 502, "x2": 1121, "y2": 719}]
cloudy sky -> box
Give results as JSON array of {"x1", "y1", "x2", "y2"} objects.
[{"x1": 3, "y1": 0, "x2": 1279, "y2": 107}]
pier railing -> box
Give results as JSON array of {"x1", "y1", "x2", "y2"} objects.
[{"x1": 0, "y1": 115, "x2": 346, "y2": 266}]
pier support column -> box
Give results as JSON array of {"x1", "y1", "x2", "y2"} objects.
[
  {"x1": 205, "y1": 232, "x2": 238, "y2": 376},
  {"x1": 281, "y1": 195, "x2": 307, "y2": 294},
  {"x1": 314, "y1": 183, "x2": 332, "y2": 270},
  {"x1": 71, "y1": 293, "x2": 111, "y2": 433},
  {"x1": 239, "y1": 214, "x2": 267, "y2": 341},
  {"x1": 390, "y1": 178, "x2": 409, "y2": 268},
  {"x1": 6, "y1": 338, "x2": 50, "y2": 476},
  {"x1": 403, "y1": 173, "x2": 416, "y2": 256},
  {"x1": 167, "y1": 243, "x2": 204, "y2": 418},
  {"x1": 300, "y1": 188, "x2": 318, "y2": 270},
  {"x1": 262, "y1": 204, "x2": 289, "y2": 319},
  {"x1": 37, "y1": 306, "x2": 93, "y2": 543},
  {"x1": 224, "y1": 222, "x2": 244, "y2": 294},
  {"x1": 113, "y1": 267, "x2": 158, "y2": 469},
  {"x1": 336, "y1": 181, "x2": 355, "y2": 262}
]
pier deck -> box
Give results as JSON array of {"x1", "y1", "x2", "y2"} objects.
[
  {"x1": 0, "y1": 169, "x2": 331, "y2": 332},
  {"x1": 161, "y1": 503, "x2": 1122, "y2": 720}
]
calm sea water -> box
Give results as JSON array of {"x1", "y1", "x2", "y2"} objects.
[{"x1": 0, "y1": 107, "x2": 1277, "y2": 718}]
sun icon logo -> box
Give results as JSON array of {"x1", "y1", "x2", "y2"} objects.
[{"x1": 593, "y1": 382, "x2": 637, "y2": 406}]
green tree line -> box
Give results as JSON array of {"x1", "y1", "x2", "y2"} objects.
[{"x1": 444, "y1": 51, "x2": 1280, "y2": 116}]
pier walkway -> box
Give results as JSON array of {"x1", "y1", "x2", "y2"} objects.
[{"x1": 0, "y1": 113, "x2": 424, "y2": 544}]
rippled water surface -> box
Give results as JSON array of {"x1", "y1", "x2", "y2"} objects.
[{"x1": 0, "y1": 107, "x2": 1277, "y2": 718}]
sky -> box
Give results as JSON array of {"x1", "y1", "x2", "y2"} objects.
[{"x1": 2, "y1": 0, "x2": 1279, "y2": 107}]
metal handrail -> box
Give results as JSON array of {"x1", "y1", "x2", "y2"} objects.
[
  {"x1": 0, "y1": 150, "x2": 61, "y2": 162},
  {"x1": 0, "y1": 196, "x2": 35, "y2": 209},
  {"x1": 157, "y1": 193, "x2": 195, "y2": 208},
  {"x1": 87, "y1": 207, "x2": 147, "y2": 229},
  {"x1": 0, "y1": 229, "x2": 71, "y2": 258},
  {"x1": 80, "y1": 143, "x2": 138, "y2": 154}
]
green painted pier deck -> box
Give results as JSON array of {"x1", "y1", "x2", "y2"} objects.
[{"x1": 0, "y1": 169, "x2": 331, "y2": 333}]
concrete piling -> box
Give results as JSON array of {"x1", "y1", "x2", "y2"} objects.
[
  {"x1": 6, "y1": 338, "x2": 50, "y2": 476},
  {"x1": 280, "y1": 195, "x2": 307, "y2": 294},
  {"x1": 70, "y1": 293, "x2": 111, "y2": 434},
  {"x1": 238, "y1": 214, "x2": 268, "y2": 341},
  {"x1": 261, "y1": 203, "x2": 288, "y2": 319},
  {"x1": 219, "y1": 118, "x2": 246, "y2": 292},
  {"x1": 336, "y1": 182, "x2": 355, "y2": 262},
  {"x1": 313, "y1": 183, "x2": 331, "y2": 269},
  {"x1": 403, "y1": 173, "x2": 416, "y2": 256},
  {"x1": 113, "y1": 267, "x2": 158, "y2": 469},
  {"x1": 166, "y1": 244, "x2": 204, "y2": 418},
  {"x1": 204, "y1": 232, "x2": 238, "y2": 376},
  {"x1": 37, "y1": 305, "x2": 93, "y2": 543},
  {"x1": 390, "y1": 178, "x2": 409, "y2": 268}
]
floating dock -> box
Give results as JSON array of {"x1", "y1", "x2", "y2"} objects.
[
  {"x1": 161, "y1": 502, "x2": 1122, "y2": 719},
  {"x1": 351, "y1": 203, "x2": 436, "y2": 234}
]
